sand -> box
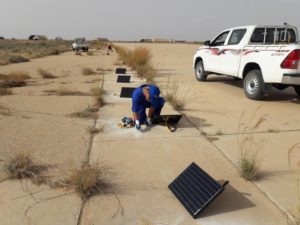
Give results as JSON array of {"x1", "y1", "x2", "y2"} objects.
[{"x1": 1, "y1": 43, "x2": 299, "y2": 225}]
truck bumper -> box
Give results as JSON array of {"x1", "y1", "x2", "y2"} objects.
[{"x1": 281, "y1": 73, "x2": 300, "y2": 85}]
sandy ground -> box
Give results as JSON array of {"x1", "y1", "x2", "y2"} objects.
[{"x1": 0, "y1": 43, "x2": 299, "y2": 225}]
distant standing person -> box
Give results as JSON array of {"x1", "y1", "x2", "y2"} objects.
[
  {"x1": 106, "y1": 43, "x2": 113, "y2": 55},
  {"x1": 131, "y1": 84, "x2": 165, "y2": 130}
]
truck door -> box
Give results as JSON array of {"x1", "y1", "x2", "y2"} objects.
[
  {"x1": 205, "y1": 31, "x2": 230, "y2": 73},
  {"x1": 219, "y1": 29, "x2": 247, "y2": 76}
]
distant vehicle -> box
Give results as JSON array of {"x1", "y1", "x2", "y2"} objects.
[
  {"x1": 193, "y1": 24, "x2": 300, "y2": 99},
  {"x1": 0, "y1": 36, "x2": 4, "y2": 40},
  {"x1": 28, "y1": 35, "x2": 48, "y2": 40},
  {"x1": 72, "y1": 38, "x2": 89, "y2": 52}
]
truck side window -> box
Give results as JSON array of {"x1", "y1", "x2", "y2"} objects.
[
  {"x1": 250, "y1": 28, "x2": 265, "y2": 43},
  {"x1": 286, "y1": 29, "x2": 296, "y2": 43},
  {"x1": 275, "y1": 28, "x2": 296, "y2": 43},
  {"x1": 227, "y1": 29, "x2": 247, "y2": 45},
  {"x1": 265, "y1": 28, "x2": 275, "y2": 44},
  {"x1": 210, "y1": 31, "x2": 229, "y2": 46}
]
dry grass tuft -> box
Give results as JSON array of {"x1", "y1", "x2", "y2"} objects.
[
  {"x1": 0, "y1": 71, "x2": 30, "y2": 88},
  {"x1": 70, "y1": 106, "x2": 98, "y2": 119},
  {"x1": 63, "y1": 163, "x2": 110, "y2": 200},
  {"x1": 90, "y1": 85, "x2": 105, "y2": 107},
  {"x1": 237, "y1": 107, "x2": 266, "y2": 181},
  {"x1": 37, "y1": 68, "x2": 57, "y2": 79},
  {"x1": 87, "y1": 51, "x2": 94, "y2": 56},
  {"x1": 128, "y1": 47, "x2": 152, "y2": 69},
  {"x1": 75, "y1": 52, "x2": 83, "y2": 56},
  {"x1": 82, "y1": 67, "x2": 96, "y2": 76},
  {"x1": 8, "y1": 55, "x2": 30, "y2": 64},
  {"x1": 114, "y1": 45, "x2": 156, "y2": 82},
  {"x1": 3, "y1": 151, "x2": 47, "y2": 181},
  {"x1": 165, "y1": 77, "x2": 188, "y2": 111},
  {"x1": 135, "y1": 64, "x2": 157, "y2": 83}
]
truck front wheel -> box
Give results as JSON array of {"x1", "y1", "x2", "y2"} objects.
[
  {"x1": 294, "y1": 86, "x2": 300, "y2": 96},
  {"x1": 195, "y1": 61, "x2": 207, "y2": 81},
  {"x1": 243, "y1": 70, "x2": 265, "y2": 100}
]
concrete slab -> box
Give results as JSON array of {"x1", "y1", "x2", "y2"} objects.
[
  {"x1": 86, "y1": 135, "x2": 287, "y2": 225},
  {"x1": 213, "y1": 132, "x2": 300, "y2": 216},
  {"x1": 0, "y1": 180, "x2": 81, "y2": 225}
]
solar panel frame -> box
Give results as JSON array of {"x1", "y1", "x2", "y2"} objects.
[{"x1": 168, "y1": 162, "x2": 228, "y2": 218}]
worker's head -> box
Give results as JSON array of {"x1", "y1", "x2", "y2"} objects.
[
  {"x1": 142, "y1": 86, "x2": 150, "y2": 101},
  {"x1": 149, "y1": 85, "x2": 160, "y2": 108}
]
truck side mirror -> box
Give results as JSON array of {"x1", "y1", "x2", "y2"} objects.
[{"x1": 204, "y1": 40, "x2": 211, "y2": 46}]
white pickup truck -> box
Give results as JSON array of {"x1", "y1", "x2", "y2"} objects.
[{"x1": 193, "y1": 25, "x2": 300, "y2": 99}]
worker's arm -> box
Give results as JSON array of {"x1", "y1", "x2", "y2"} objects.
[{"x1": 148, "y1": 107, "x2": 155, "y2": 118}]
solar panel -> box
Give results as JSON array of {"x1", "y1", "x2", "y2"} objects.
[
  {"x1": 152, "y1": 114, "x2": 182, "y2": 125},
  {"x1": 120, "y1": 87, "x2": 136, "y2": 98},
  {"x1": 115, "y1": 68, "x2": 126, "y2": 74},
  {"x1": 117, "y1": 75, "x2": 131, "y2": 83},
  {"x1": 168, "y1": 162, "x2": 229, "y2": 218}
]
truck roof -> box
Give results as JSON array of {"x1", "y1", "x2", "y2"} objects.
[{"x1": 223, "y1": 25, "x2": 297, "y2": 31}]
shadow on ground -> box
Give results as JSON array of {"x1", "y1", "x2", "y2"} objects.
[
  {"x1": 206, "y1": 75, "x2": 300, "y2": 104},
  {"x1": 172, "y1": 115, "x2": 212, "y2": 132},
  {"x1": 197, "y1": 182, "x2": 255, "y2": 219}
]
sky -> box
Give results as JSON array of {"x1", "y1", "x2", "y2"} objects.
[{"x1": 1, "y1": 0, "x2": 300, "y2": 41}]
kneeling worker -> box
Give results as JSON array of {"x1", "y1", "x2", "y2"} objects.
[{"x1": 132, "y1": 84, "x2": 165, "y2": 130}]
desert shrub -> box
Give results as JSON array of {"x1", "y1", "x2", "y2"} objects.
[
  {"x1": 37, "y1": 68, "x2": 57, "y2": 79},
  {"x1": 63, "y1": 163, "x2": 109, "y2": 200},
  {"x1": 135, "y1": 64, "x2": 157, "y2": 83},
  {"x1": 3, "y1": 151, "x2": 47, "y2": 180},
  {"x1": 114, "y1": 45, "x2": 156, "y2": 82},
  {"x1": 237, "y1": 107, "x2": 266, "y2": 181},
  {"x1": 90, "y1": 83, "x2": 105, "y2": 107},
  {"x1": 82, "y1": 67, "x2": 95, "y2": 75},
  {"x1": 128, "y1": 47, "x2": 152, "y2": 69},
  {"x1": 87, "y1": 51, "x2": 94, "y2": 56},
  {"x1": 0, "y1": 72, "x2": 29, "y2": 88},
  {"x1": 45, "y1": 48, "x2": 60, "y2": 55},
  {"x1": 165, "y1": 77, "x2": 188, "y2": 111},
  {"x1": 114, "y1": 46, "x2": 152, "y2": 69},
  {"x1": 0, "y1": 40, "x2": 71, "y2": 65},
  {"x1": 8, "y1": 55, "x2": 30, "y2": 63}
]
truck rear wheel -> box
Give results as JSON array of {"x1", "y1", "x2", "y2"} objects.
[
  {"x1": 243, "y1": 70, "x2": 265, "y2": 100},
  {"x1": 195, "y1": 61, "x2": 207, "y2": 81},
  {"x1": 294, "y1": 86, "x2": 300, "y2": 96}
]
